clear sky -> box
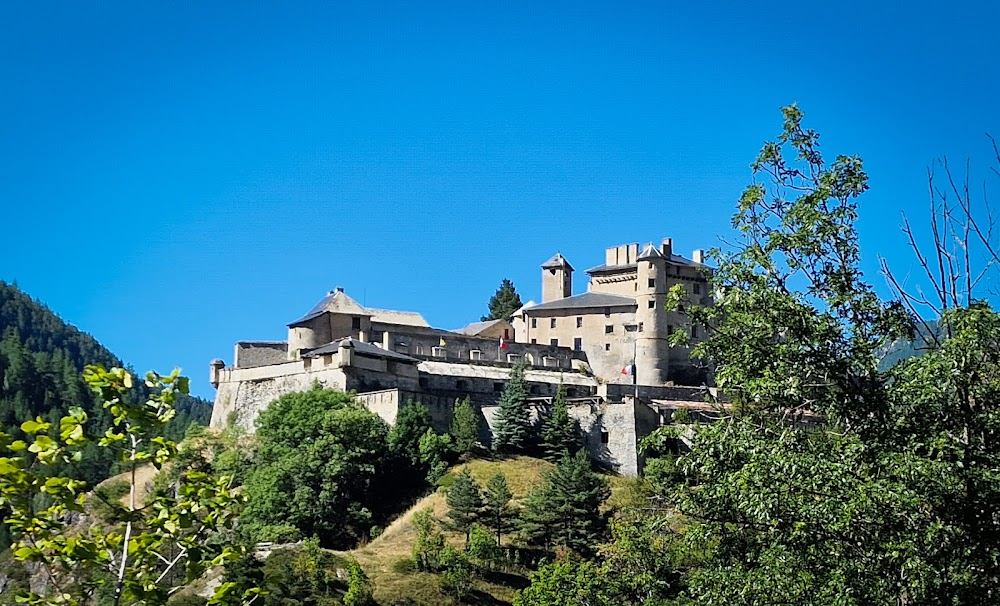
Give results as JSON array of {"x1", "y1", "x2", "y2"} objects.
[{"x1": 2, "y1": 1, "x2": 998, "y2": 398}]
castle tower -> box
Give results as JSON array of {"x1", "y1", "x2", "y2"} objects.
[
  {"x1": 541, "y1": 253, "x2": 573, "y2": 303},
  {"x1": 635, "y1": 243, "x2": 669, "y2": 385}
]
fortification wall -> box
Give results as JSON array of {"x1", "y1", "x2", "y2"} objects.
[{"x1": 210, "y1": 364, "x2": 349, "y2": 430}]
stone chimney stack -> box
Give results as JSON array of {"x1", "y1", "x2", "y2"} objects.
[
  {"x1": 661, "y1": 238, "x2": 673, "y2": 258},
  {"x1": 692, "y1": 249, "x2": 704, "y2": 264}
]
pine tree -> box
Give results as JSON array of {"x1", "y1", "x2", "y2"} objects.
[
  {"x1": 482, "y1": 278, "x2": 523, "y2": 321},
  {"x1": 541, "y1": 383, "x2": 581, "y2": 461},
  {"x1": 491, "y1": 362, "x2": 532, "y2": 453},
  {"x1": 520, "y1": 450, "x2": 609, "y2": 553},
  {"x1": 444, "y1": 468, "x2": 484, "y2": 542},
  {"x1": 483, "y1": 472, "x2": 516, "y2": 546},
  {"x1": 450, "y1": 397, "x2": 482, "y2": 454}
]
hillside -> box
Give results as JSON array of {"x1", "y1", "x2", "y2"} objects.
[{"x1": 0, "y1": 281, "x2": 213, "y2": 549}]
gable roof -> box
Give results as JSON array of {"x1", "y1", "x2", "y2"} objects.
[
  {"x1": 524, "y1": 291, "x2": 636, "y2": 312},
  {"x1": 303, "y1": 338, "x2": 419, "y2": 363},
  {"x1": 368, "y1": 308, "x2": 430, "y2": 328},
  {"x1": 454, "y1": 319, "x2": 509, "y2": 335}
]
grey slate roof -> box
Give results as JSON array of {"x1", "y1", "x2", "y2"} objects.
[
  {"x1": 541, "y1": 253, "x2": 574, "y2": 271},
  {"x1": 289, "y1": 290, "x2": 371, "y2": 326},
  {"x1": 637, "y1": 243, "x2": 665, "y2": 260},
  {"x1": 302, "y1": 338, "x2": 419, "y2": 363},
  {"x1": 524, "y1": 291, "x2": 636, "y2": 312}
]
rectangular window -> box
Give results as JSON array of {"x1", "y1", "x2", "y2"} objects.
[
  {"x1": 550, "y1": 338, "x2": 559, "y2": 347},
  {"x1": 469, "y1": 350, "x2": 482, "y2": 361},
  {"x1": 605, "y1": 343, "x2": 611, "y2": 351},
  {"x1": 648, "y1": 278, "x2": 655, "y2": 288},
  {"x1": 530, "y1": 339, "x2": 537, "y2": 344},
  {"x1": 576, "y1": 317, "x2": 583, "y2": 328},
  {"x1": 504, "y1": 328, "x2": 510, "y2": 339},
  {"x1": 431, "y1": 346, "x2": 447, "y2": 358},
  {"x1": 550, "y1": 318, "x2": 557, "y2": 329},
  {"x1": 351, "y1": 316, "x2": 362, "y2": 330},
  {"x1": 694, "y1": 283, "x2": 702, "y2": 295},
  {"x1": 638, "y1": 322, "x2": 644, "y2": 332},
  {"x1": 506, "y1": 354, "x2": 522, "y2": 363},
  {"x1": 601, "y1": 429, "x2": 610, "y2": 444},
  {"x1": 573, "y1": 337, "x2": 582, "y2": 351},
  {"x1": 605, "y1": 325, "x2": 614, "y2": 334},
  {"x1": 543, "y1": 356, "x2": 558, "y2": 367},
  {"x1": 531, "y1": 318, "x2": 537, "y2": 328},
  {"x1": 667, "y1": 325, "x2": 674, "y2": 335},
  {"x1": 648, "y1": 300, "x2": 655, "y2": 309},
  {"x1": 692, "y1": 326, "x2": 699, "y2": 338}
]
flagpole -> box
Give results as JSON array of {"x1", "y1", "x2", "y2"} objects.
[{"x1": 633, "y1": 336, "x2": 638, "y2": 403}]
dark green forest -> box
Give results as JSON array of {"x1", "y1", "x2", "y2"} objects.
[{"x1": 0, "y1": 280, "x2": 212, "y2": 549}]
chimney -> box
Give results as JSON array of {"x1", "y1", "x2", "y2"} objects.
[
  {"x1": 692, "y1": 249, "x2": 704, "y2": 264},
  {"x1": 661, "y1": 238, "x2": 673, "y2": 258}
]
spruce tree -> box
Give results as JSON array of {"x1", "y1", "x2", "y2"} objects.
[
  {"x1": 491, "y1": 362, "x2": 532, "y2": 453},
  {"x1": 541, "y1": 383, "x2": 582, "y2": 461},
  {"x1": 444, "y1": 468, "x2": 484, "y2": 542},
  {"x1": 483, "y1": 472, "x2": 516, "y2": 546},
  {"x1": 520, "y1": 450, "x2": 609, "y2": 553},
  {"x1": 450, "y1": 396, "x2": 482, "y2": 454},
  {"x1": 482, "y1": 278, "x2": 523, "y2": 321}
]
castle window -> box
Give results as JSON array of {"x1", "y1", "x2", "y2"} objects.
[
  {"x1": 667, "y1": 325, "x2": 674, "y2": 335},
  {"x1": 504, "y1": 328, "x2": 510, "y2": 339},
  {"x1": 550, "y1": 338, "x2": 559, "y2": 347},
  {"x1": 531, "y1": 318, "x2": 537, "y2": 328},
  {"x1": 694, "y1": 283, "x2": 702, "y2": 295},
  {"x1": 352, "y1": 316, "x2": 362, "y2": 330},
  {"x1": 648, "y1": 300, "x2": 655, "y2": 309},
  {"x1": 469, "y1": 350, "x2": 482, "y2": 361},
  {"x1": 692, "y1": 326, "x2": 699, "y2": 338},
  {"x1": 601, "y1": 429, "x2": 610, "y2": 444},
  {"x1": 604, "y1": 306, "x2": 611, "y2": 317},
  {"x1": 530, "y1": 339, "x2": 537, "y2": 344},
  {"x1": 543, "y1": 356, "x2": 558, "y2": 367},
  {"x1": 648, "y1": 278, "x2": 655, "y2": 288},
  {"x1": 576, "y1": 317, "x2": 583, "y2": 328},
  {"x1": 639, "y1": 322, "x2": 644, "y2": 332},
  {"x1": 432, "y1": 346, "x2": 447, "y2": 358},
  {"x1": 507, "y1": 353, "x2": 522, "y2": 364},
  {"x1": 550, "y1": 318, "x2": 557, "y2": 328},
  {"x1": 573, "y1": 337, "x2": 582, "y2": 351},
  {"x1": 605, "y1": 325, "x2": 614, "y2": 334},
  {"x1": 605, "y1": 343, "x2": 611, "y2": 351}
]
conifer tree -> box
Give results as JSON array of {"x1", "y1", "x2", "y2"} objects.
[
  {"x1": 483, "y1": 472, "x2": 516, "y2": 546},
  {"x1": 450, "y1": 396, "x2": 482, "y2": 454},
  {"x1": 444, "y1": 468, "x2": 484, "y2": 542},
  {"x1": 482, "y1": 278, "x2": 523, "y2": 321},
  {"x1": 491, "y1": 362, "x2": 532, "y2": 453},
  {"x1": 520, "y1": 450, "x2": 609, "y2": 553},
  {"x1": 541, "y1": 383, "x2": 581, "y2": 461}
]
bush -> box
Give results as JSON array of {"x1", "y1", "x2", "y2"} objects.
[
  {"x1": 439, "y1": 545, "x2": 474, "y2": 602},
  {"x1": 343, "y1": 556, "x2": 375, "y2": 606},
  {"x1": 467, "y1": 525, "x2": 503, "y2": 571}
]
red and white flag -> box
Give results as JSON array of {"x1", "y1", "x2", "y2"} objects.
[
  {"x1": 621, "y1": 363, "x2": 635, "y2": 376},
  {"x1": 499, "y1": 335, "x2": 508, "y2": 350}
]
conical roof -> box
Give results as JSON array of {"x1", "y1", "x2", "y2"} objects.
[
  {"x1": 637, "y1": 243, "x2": 665, "y2": 261},
  {"x1": 541, "y1": 252, "x2": 574, "y2": 271},
  {"x1": 288, "y1": 288, "x2": 371, "y2": 326}
]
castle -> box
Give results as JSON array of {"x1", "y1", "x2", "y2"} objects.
[{"x1": 209, "y1": 237, "x2": 715, "y2": 476}]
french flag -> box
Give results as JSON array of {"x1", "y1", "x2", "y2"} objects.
[
  {"x1": 499, "y1": 335, "x2": 508, "y2": 350},
  {"x1": 621, "y1": 363, "x2": 635, "y2": 376}
]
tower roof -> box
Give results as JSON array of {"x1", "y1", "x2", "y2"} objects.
[
  {"x1": 637, "y1": 243, "x2": 665, "y2": 261},
  {"x1": 288, "y1": 288, "x2": 371, "y2": 327},
  {"x1": 541, "y1": 253, "x2": 574, "y2": 271}
]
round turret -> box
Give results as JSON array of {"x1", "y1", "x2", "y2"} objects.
[{"x1": 634, "y1": 244, "x2": 669, "y2": 385}]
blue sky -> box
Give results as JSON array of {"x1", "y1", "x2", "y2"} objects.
[{"x1": 2, "y1": 1, "x2": 998, "y2": 398}]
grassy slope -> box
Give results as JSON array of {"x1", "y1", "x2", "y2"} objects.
[{"x1": 343, "y1": 455, "x2": 639, "y2": 606}]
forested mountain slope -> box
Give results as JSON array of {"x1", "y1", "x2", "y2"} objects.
[{"x1": 0, "y1": 280, "x2": 212, "y2": 483}]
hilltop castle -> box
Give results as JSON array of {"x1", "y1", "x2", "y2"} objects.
[{"x1": 209, "y1": 237, "x2": 714, "y2": 476}]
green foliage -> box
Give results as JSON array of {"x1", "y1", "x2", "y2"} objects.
[
  {"x1": 449, "y1": 397, "x2": 481, "y2": 454},
  {"x1": 241, "y1": 385, "x2": 391, "y2": 549},
  {"x1": 241, "y1": 540, "x2": 347, "y2": 606},
  {"x1": 0, "y1": 365, "x2": 249, "y2": 606},
  {"x1": 650, "y1": 105, "x2": 1000, "y2": 604},
  {"x1": 412, "y1": 508, "x2": 446, "y2": 572},
  {"x1": 513, "y1": 557, "x2": 619, "y2": 606},
  {"x1": 343, "y1": 556, "x2": 375, "y2": 606},
  {"x1": 482, "y1": 278, "x2": 523, "y2": 322},
  {"x1": 491, "y1": 362, "x2": 532, "y2": 454},
  {"x1": 482, "y1": 472, "x2": 516, "y2": 546},
  {"x1": 540, "y1": 383, "x2": 580, "y2": 461},
  {"x1": 519, "y1": 451, "x2": 609, "y2": 554},
  {"x1": 438, "y1": 545, "x2": 474, "y2": 602},
  {"x1": 466, "y1": 525, "x2": 503, "y2": 571},
  {"x1": 417, "y1": 428, "x2": 452, "y2": 484},
  {"x1": 388, "y1": 401, "x2": 432, "y2": 468},
  {"x1": 443, "y1": 468, "x2": 483, "y2": 542}
]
